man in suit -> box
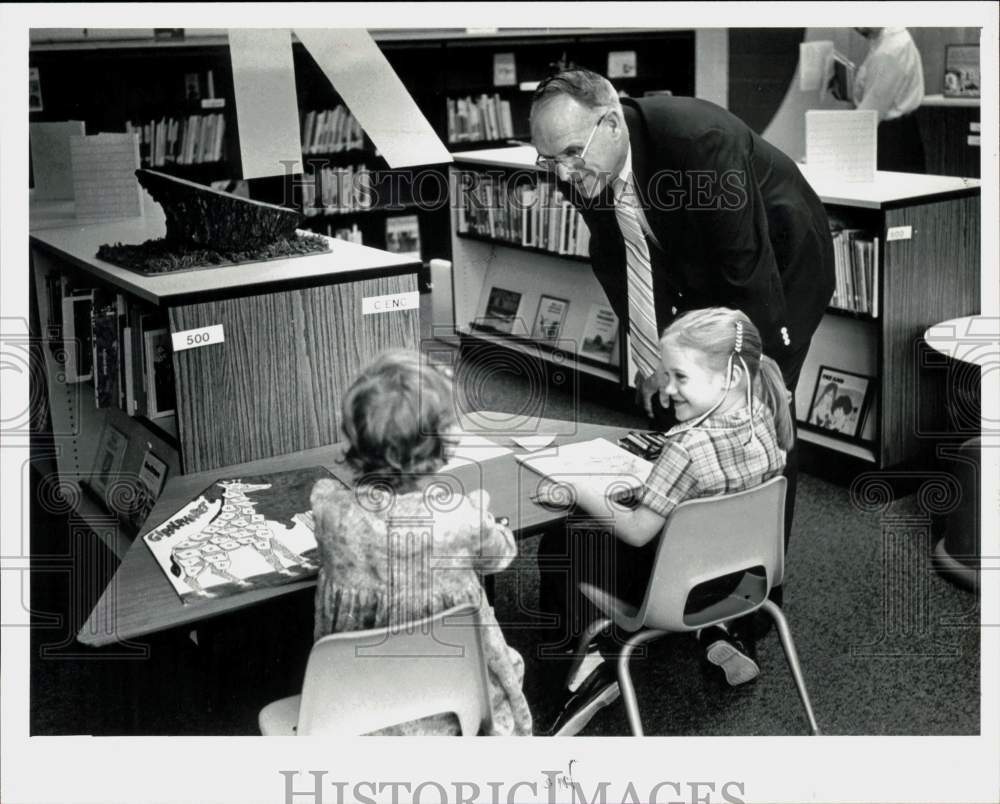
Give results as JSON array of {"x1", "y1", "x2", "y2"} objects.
[{"x1": 530, "y1": 70, "x2": 834, "y2": 725}]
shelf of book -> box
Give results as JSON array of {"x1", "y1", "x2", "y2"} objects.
[
  {"x1": 456, "y1": 232, "x2": 591, "y2": 264},
  {"x1": 458, "y1": 327, "x2": 620, "y2": 385}
]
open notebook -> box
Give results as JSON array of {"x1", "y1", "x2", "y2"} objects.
[{"x1": 516, "y1": 438, "x2": 655, "y2": 508}]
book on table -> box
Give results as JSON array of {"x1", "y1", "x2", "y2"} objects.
[
  {"x1": 516, "y1": 438, "x2": 654, "y2": 508},
  {"x1": 143, "y1": 466, "x2": 345, "y2": 605}
]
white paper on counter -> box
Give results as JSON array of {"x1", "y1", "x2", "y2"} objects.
[{"x1": 805, "y1": 109, "x2": 877, "y2": 183}]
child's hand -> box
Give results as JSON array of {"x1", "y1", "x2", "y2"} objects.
[
  {"x1": 469, "y1": 488, "x2": 491, "y2": 511},
  {"x1": 532, "y1": 480, "x2": 576, "y2": 509}
]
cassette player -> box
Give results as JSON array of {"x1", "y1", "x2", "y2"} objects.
[{"x1": 617, "y1": 430, "x2": 669, "y2": 461}]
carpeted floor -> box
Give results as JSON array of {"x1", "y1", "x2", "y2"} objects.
[{"x1": 28, "y1": 304, "x2": 980, "y2": 737}]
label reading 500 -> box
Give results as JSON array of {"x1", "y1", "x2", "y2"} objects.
[{"x1": 172, "y1": 324, "x2": 225, "y2": 352}]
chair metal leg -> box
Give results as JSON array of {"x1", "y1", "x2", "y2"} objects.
[
  {"x1": 564, "y1": 617, "x2": 612, "y2": 688},
  {"x1": 617, "y1": 629, "x2": 667, "y2": 736},
  {"x1": 760, "y1": 599, "x2": 820, "y2": 735}
]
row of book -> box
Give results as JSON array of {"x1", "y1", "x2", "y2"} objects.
[
  {"x1": 313, "y1": 221, "x2": 364, "y2": 244},
  {"x1": 456, "y1": 176, "x2": 592, "y2": 258},
  {"x1": 300, "y1": 165, "x2": 376, "y2": 215},
  {"x1": 125, "y1": 113, "x2": 226, "y2": 167},
  {"x1": 301, "y1": 106, "x2": 365, "y2": 155},
  {"x1": 307, "y1": 215, "x2": 423, "y2": 259},
  {"x1": 829, "y1": 229, "x2": 879, "y2": 317},
  {"x1": 447, "y1": 94, "x2": 515, "y2": 144},
  {"x1": 45, "y1": 274, "x2": 175, "y2": 420}
]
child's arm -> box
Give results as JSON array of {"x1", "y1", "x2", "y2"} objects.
[
  {"x1": 551, "y1": 481, "x2": 667, "y2": 547},
  {"x1": 537, "y1": 439, "x2": 696, "y2": 547}
]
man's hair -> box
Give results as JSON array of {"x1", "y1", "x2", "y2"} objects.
[{"x1": 530, "y1": 68, "x2": 620, "y2": 120}]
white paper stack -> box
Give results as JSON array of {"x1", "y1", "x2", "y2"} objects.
[
  {"x1": 69, "y1": 133, "x2": 143, "y2": 222},
  {"x1": 805, "y1": 110, "x2": 878, "y2": 183}
]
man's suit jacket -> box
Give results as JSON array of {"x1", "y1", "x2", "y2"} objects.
[{"x1": 566, "y1": 96, "x2": 835, "y2": 389}]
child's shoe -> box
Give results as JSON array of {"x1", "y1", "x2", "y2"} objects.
[
  {"x1": 700, "y1": 625, "x2": 759, "y2": 687},
  {"x1": 544, "y1": 663, "x2": 620, "y2": 736}
]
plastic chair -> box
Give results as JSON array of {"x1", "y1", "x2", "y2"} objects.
[
  {"x1": 574, "y1": 476, "x2": 820, "y2": 736},
  {"x1": 258, "y1": 603, "x2": 492, "y2": 736}
]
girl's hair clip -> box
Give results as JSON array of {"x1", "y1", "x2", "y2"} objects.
[{"x1": 734, "y1": 320, "x2": 744, "y2": 354}]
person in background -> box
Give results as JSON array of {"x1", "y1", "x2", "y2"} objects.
[
  {"x1": 851, "y1": 27, "x2": 926, "y2": 173},
  {"x1": 310, "y1": 350, "x2": 532, "y2": 736},
  {"x1": 529, "y1": 68, "x2": 834, "y2": 652},
  {"x1": 541, "y1": 308, "x2": 793, "y2": 735}
]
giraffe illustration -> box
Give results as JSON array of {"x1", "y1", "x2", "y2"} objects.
[{"x1": 169, "y1": 479, "x2": 318, "y2": 598}]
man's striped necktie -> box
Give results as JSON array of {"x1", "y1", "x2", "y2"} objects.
[{"x1": 614, "y1": 176, "x2": 661, "y2": 383}]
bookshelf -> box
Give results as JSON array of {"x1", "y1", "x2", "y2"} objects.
[
  {"x1": 449, "y1": 145, "x2": 982, "y2": 468},
  {"x1": 29, "y1": 43, "x2": 240, "y2": 187},
  {"x1": 30, "y1": 202, "x2": 422, "y2": 557},
  {"x1": 29, "y1": 28, "x2": 698, "y2": 272}
]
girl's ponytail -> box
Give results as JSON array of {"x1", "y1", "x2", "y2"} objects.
[{"x1": 755, "y1": 354, "x2": 794, "y2": 450}]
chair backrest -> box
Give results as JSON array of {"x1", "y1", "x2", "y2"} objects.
[
  {"x1": 638, "y1": 476, "x2": 786, "y2": 632},
  {"x1": 296, "y1": 603, "x2": 493, "y2": 736}
]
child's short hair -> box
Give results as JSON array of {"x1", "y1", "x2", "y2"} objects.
[
  {"x1": 661, "y1": 307, "x2": 794, "y2": 450},
  {"x1": 341, "y1": 350, "x2": 457, "y2": 489}
]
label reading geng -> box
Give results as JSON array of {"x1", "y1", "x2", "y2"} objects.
[{"x1": 362, "y1": 291, "x2": 419, "y2": 315}]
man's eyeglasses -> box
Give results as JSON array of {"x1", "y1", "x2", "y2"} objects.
[{"x1": 535, "y1": 111, "x2": 610, "y2": 171}]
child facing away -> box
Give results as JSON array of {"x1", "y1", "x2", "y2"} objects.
[
  {"x1": 541, "y1": 307, "x2": 794, "y2": 736},
  {"x1": 309, "y1": 350, "x2": 532, "y2": 736}
]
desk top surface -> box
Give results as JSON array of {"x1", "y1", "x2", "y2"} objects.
[
  {"x1": 78, "y1": 413, "x2": 635, "y2": 647},
  {"x1": 29, "y1": 201, "x2": 419, "y2": 307},
  {"x1": 452, "y1": 145, "x2": 981, "y2": 208}
]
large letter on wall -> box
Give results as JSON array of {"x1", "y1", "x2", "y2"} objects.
[
  {"x1": 229, "y1": 29, "x2": 303, "y2": 179},
  {"x1": 294, "y1": 28, "x2": 451, "y2": 168}
]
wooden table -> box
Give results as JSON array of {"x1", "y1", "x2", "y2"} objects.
[{"x1": 78, "y1": 414, "x2": 634, "y2": 647}]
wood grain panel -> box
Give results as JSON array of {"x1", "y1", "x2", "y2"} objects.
[
  {"x1": 881, "y1": 195, "x2": 980, "y2": 466},
  {"x1": 168, "y1": 273, "x2": 419, "y2": 473},
  {"x1": 915, "y1": 106, "x2": 980, "y2": 178}
]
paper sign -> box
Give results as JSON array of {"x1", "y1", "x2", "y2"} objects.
[
  {"x1": 30, "y1": 120, "x2": 85, "y2": 200},
  {"x1": 228, "y1": 29, "x2": 302, "y2": 179},
  {"x1": 799, "y1": 40, "x2": 834, "y2": 92},
  {"x1": 294, "y1": 28, "x2": 451, "y2": 168},
  {"x1": 493, "y1": 53, "x2": 516, "y2": 87},
  {"x1": 886, "y1": 226, "x2": 912, "y2": 242},
  {"x1": 172, "y1": 324, "x2": 225, "y2": 352},
  {"x1": 69, "y1": 133, "x2": 144, "y2": 221},
  {"x1": 362, "y1": 290, "x2": 420, "y2": 315},
  {"x1": 607, "y1": 51, "x2": 637, "y2": 79},
  {"x1": 967, "y1": 135, "x2": 980, "y2": 147},
  {"x1": 805, "y1": 110, "x2": 877, "y2": 183}
]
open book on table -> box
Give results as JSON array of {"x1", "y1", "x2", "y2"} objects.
[{"x1": 515, "y1": 438, "x2": 654, "y2": 509}]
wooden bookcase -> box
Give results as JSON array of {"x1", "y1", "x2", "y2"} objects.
[
  {"x1": 449, "y1": 145, "x2": 982, "y2": 468},
  {"x1": 915, "y1": 95, "x2": 981, "y2": 179},
  {"x1": 30, "y1": 203, "x2": 421, "y2": 556}
]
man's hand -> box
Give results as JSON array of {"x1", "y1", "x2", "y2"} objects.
[{"x1": 635, "y1": 370, "x2": 664, "y2": 419}]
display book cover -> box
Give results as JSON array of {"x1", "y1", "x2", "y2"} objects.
[
  {"x1": 516, "y1": 438, "x2": 654, "y2": 507},
  {"x1": 143, "y1": 466, "x2": 343, "y2": 605}
]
